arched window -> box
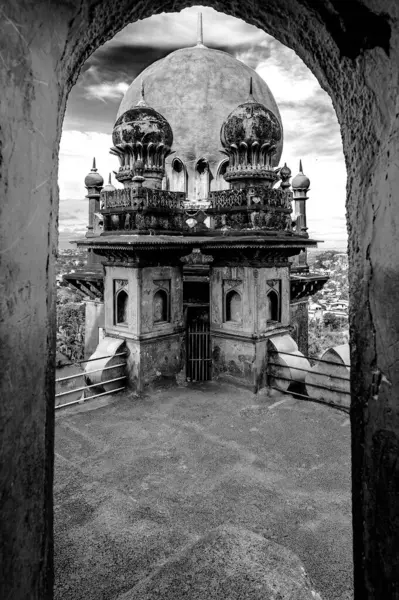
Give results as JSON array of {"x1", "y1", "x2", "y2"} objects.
[
  {"x1": 153, "y1": 289, "x2": 169, "y2": 323},
  {"x1": 214, "y1": 159, "x2": 229, "y2": 191},
  {"x1": 267, "y1": 290, "x2": 280, "y2": 322},
  {"x1": 171, "y1": 158, "x2": 187, "y2": 193},
  {"x1": 225, "y1": 290, "x2": 242, "y2": 323},
  {"x1": 116, "y1": 289, "x2": 128, "y2": 325},
  {"x1": 195, "y1": 158, "x2": 210, "y2": 200}
]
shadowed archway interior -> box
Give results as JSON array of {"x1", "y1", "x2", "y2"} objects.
[{"x1": 0, "y1": 1, "x2": 398, "y2": 598}]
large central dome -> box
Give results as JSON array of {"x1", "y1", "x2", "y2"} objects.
[{"x1": 116, "y1": 45, "x2": 283, "y2": 200}]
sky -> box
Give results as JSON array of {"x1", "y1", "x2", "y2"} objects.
[{"x1": 59, "y1": 5, "x2": 348, "y2": 251}]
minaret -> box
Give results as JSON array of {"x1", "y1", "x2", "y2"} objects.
[
  {"x1": 84, "y1": 158, "x2": 104, "y2": 238},
  {"x1": 292, "y1": 160, "x2": 310, "y2": 236}
]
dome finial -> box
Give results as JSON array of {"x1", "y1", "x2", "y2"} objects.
[
  {"x1": 108, "y1": 172, "x2": 112, "y2": 185},
  {"x1": 136, "y1": 79, "x2": 148, "y2": 107},
  {"x1": 299, "y1": 159, "x2": 303, "y2": 173},
  {"x1": 248, "y1": 77, "x2": 256, "y2": 102},
  {"x1": 92, "y1": 157, "x2": 97, "y2": 172},
  {"x1": 196, "y1": 12, "x2": 205, "y2": 47}
]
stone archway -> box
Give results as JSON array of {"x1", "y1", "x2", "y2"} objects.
[{"x1": 1, "y1": 1, "x2": 398, "y2": 598}]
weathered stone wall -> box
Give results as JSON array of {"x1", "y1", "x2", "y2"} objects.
[
  {"x1": 103, "y1": 264, "x2": 183, "y2": 338},
  {"x1": 126, "y1": 333, "x2": 185, "y2": 392},
  {"x1": 210, "y1": 265, "x2": 290, "y2": 335},
  {"x1": 1, "y1": 1, "x2": 399, "y2": 598},
  {"x1": 103, "y1": 264, "x2": 184, "y2": 391},
  {"x1": 290, "y1": 300, "x2": 309, "y2": 356},
  {"x1": 211, "y1": 335, "x2": 269, "y2": 392}
]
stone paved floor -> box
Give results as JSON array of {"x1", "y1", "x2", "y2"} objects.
[{"x1": 54, "y1": 382, "x2": 353, "y2": 600}]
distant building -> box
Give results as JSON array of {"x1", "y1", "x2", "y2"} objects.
[{"x1": 64, "y1": 14, "x2": 327, "y2": 392}]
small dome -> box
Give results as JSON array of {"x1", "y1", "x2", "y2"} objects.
[
  {"x1": 221, "y1": 96, "x2": 282, "y2": 150},
  {"x1": 292, "y1": 161, "x2": 310, "y2": 190},
  {"x1": 85, "y1": 158, "x2": 104, "y2": 188},
  {"x1": 112, "y1": 104, "x2": 173, "y2": 148},
  {"x1": 102, "y1": 173, "x2": 116, "y2": 193}
]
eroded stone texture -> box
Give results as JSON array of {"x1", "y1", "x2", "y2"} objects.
[
  {"x1": 117, "y1": 525, "x2": 322, "y2": 600},
  {"x1": 1, "y1": 0, "x2": 399, "y2": 598}
]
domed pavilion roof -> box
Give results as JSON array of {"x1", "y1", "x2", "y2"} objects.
[
  {"x1": 113, "y1": 99, "x2": 173, "y2": 148},
  {"x1": 221, "y1": 90, "x2": 282, "y2": 151},
  {"x1": 116, "y1": 45, "x2": 283, "y2": 170}
]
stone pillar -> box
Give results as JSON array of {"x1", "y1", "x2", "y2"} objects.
[
  {"x1": 209, "y1": 264, "x2": 291, "y2": 392},
  {"x1": 103, "y1": 263, "x2": 184, "y2": 392}
]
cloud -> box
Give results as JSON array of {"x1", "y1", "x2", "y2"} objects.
[
  {"x1": 58, "y1": 130, "x2": 121, "y2": 200},
  {"x1": 84, "y1": 80, "x2": 129, "y2": 102}
]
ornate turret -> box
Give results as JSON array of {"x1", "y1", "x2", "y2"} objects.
[
  {"x1": 85, "y1": 157, "x2": 104, "y2": 190},
  {"x1": 85, "y1": 158, "x2": 103, "y2": 238},
  {"x1": 292, "y1": 160, "x2": 309, "y2": 236},
  {"x1": 220, "y1": 78, "x2": 282, "y2": 189},
  {"x1": 292, "y1": 160, "x2": 310, "y2": 191},
  {"x1": 111, "y1": 81, "x2": 173, "y2": 190},
  {"x1": 279, "y1": 163, "x2": 292, "y2": 192}
]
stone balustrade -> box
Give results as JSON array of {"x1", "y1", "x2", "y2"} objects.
[
  {"x1": 98, "y1": 186, "x2": 309, "y2": 235},
  {"x1": 207, "y1": 187, "x2": 294, "y2": 232},
  {"x1": 100, "y1": 188, "x2": 186, "y2": 233}
]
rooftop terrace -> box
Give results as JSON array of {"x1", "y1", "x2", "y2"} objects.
[{"x1": 55, "y1": 383, "x2": 352, "y2": 599}]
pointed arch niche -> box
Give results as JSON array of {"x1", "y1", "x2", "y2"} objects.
[
  {"x1": 214, "y1": 158, "x2": 230, "y2": 191},
  {"x1": 114, "y1": 280, "x2": 129, "y2": 326},
  {"x1": 195, "y1": 158, "x2": 211, "y2": 200},
  {"x1": 225, "y1": 289, "x2": 242, "y2": 323},
  {"x1": 153, "y1": 288, "x2": 170, "y2": 323},
  {"x1": 171, "y1": 158, "x2": 187, "y2": 193},
  {"x1": 267, "y1": 289, "x2": 280, "y2": 323}
]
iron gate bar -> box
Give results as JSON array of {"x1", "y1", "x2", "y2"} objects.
[
  {"x1": 187, "y1": 320, "x2": 211, "y2": 382},
  {"x1": 56, "y1": 363, "x2": 126, "y2": 383},
  {"x1": 269, "y1": 349, "x2": 350, "y2": 369},
  {"x1": 268, "y1": 385, "x2": 350, "y2": 414},
  {"x1": 55, "y1": 375, "x2": 127, "y2": 398},
  {"x1": 267, "y1": 372, "x2": 351, "y2": 396},
  {"x1": 55, "y1": 386, "x2": 126, "y2": 410},
  {"x1": 56, "y1": 352, "x2": 127, "y2": 368},
  {"x1": 267, "y1": 361, "x2": 350, "y2": 382}
]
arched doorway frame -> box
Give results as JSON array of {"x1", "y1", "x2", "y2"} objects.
[{"x1": 0, "y1": 2, "x2": 397, "y2": 598}]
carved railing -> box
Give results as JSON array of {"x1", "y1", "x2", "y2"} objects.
[
  {"x1": 100, "y1": 188, "x2": 186, "y2": 233},
  {"x1": 101, "y1": 188, "x2": 185, "y2": 210},
  {"x1": 208, "y1": 187, "x2": 289, "y2": 210},
  {"x1": 99, "y1": 186, "x2": 306, "y2": 235},
  {"x1": 207, "y1": 187, "x2": 294, "y2": 232}
]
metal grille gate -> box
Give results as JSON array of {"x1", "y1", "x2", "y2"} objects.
[{"x1": 187, "y1": 320, "x2": 212, "y2": 381}]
